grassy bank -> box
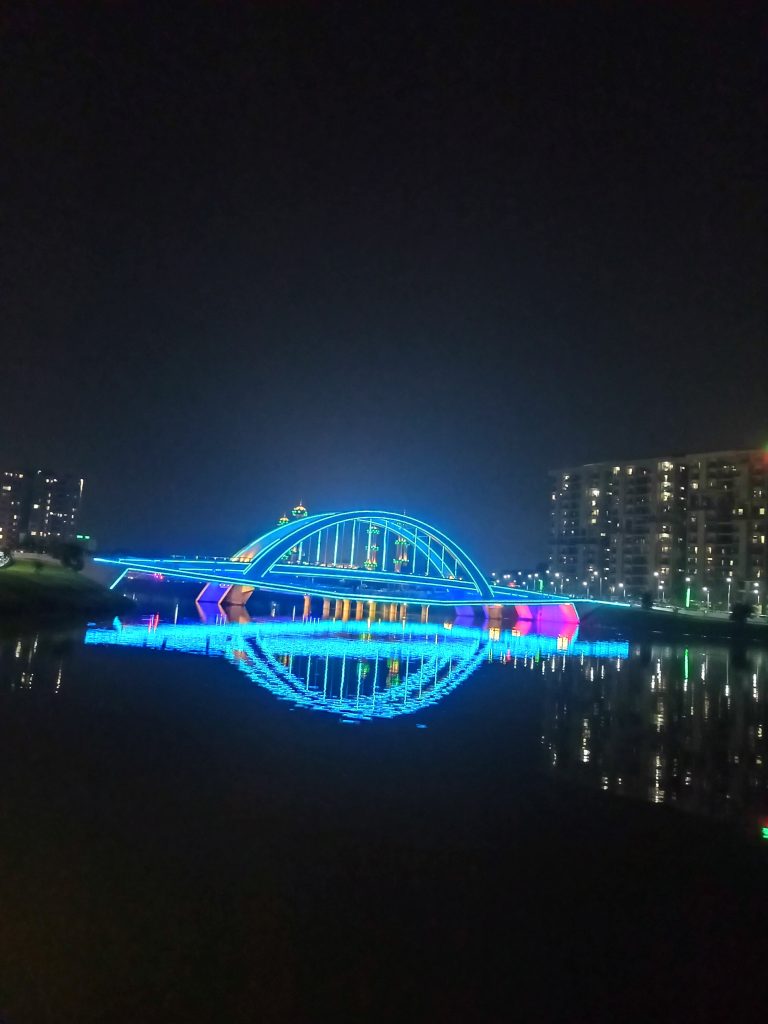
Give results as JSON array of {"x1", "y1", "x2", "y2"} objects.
[{"x1": 0, "y1": 561, "x2": 133, "y2": 621}]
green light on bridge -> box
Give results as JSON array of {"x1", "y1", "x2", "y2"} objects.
[{"x1": 762, "y1": 826, "x2": 768, "y2": 841}]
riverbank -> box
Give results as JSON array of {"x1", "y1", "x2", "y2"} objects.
[
  {"x1": 0, "y1": 561, "x2": 133, "y2": 623},
  {"x1": 580, "y1": 601, "x2": 768, "y2": 644}
]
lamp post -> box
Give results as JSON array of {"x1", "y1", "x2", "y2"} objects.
[
  {"x1": 582, "y1": 580, "x2": 589, "y2": 598},
  {"x1": 618, "y1": 582, "x2": 625, "y2": 603},
  {"x1": 703, "y1": 586, "x2": 710, "y2": 609},
  {"x1": 685, "y1": 577, "x2": 691, "y2": 609},
  {"x1": 726, "y1": 576, "x2": 733, "y2": 609}
]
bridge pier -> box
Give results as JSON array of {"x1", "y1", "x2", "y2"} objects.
[
  {"x1": 485, "y1": 604, "x2": 504, "y2": 623},
  {"x1": 367, "y1": 600, "x2": 377, "y2": 621},
  {"x1": 355, "y1": 600, "x2": 364, "y2": 620},
  {"x1": 322, "y1": 598, "x2": 331, "y2": 619},
  {"x1": 334, "y1": 599, "x2": 342, "y2": 618},
  {"x1": 420, "y1": 605, "x2": 430, "y2": 623},
  {"x1": 303, "y1": 594, "x2": 311, "y2": 618},
  {"x1": 342, "y1": 598, "x2": 351, "y2": 621},
  {"x1": 202, "y1": 584, "x2": 254, "y2": 607}
]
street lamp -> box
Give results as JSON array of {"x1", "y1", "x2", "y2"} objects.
[
  {"x1": 618, "y1": 582, "x2": 625, "y2": 603},
  {"x1": 703, "y1": 586, "x2": 710, "y2": 609},
  {"x1": 726, "y1": 576, "x2": 733, "y2": 608},
  {"x1": 685, "y1": 576, "x2": 691, "y2": 609}
]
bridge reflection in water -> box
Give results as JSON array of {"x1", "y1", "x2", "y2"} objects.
[{"x1": 84, "y1": 615, "x2": 629, "y2": 721}]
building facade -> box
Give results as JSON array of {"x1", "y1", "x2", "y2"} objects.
[
  {"x1": 549, "y1": 449, "x2": 767, "y2": 608},
  {"x1": 0, "y1": 469, "x2": 84, "y2": 548},
  {"x1": 0, "y1": 471, "x2": 28, "y2": 549}
]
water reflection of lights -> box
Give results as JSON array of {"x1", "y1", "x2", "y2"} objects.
[
  {"x1": 541, "y1": 643, "x2": 768, "y2": 833},
  {"x1": 84, "y1": 618, "x2": 630, "y2": 720}
]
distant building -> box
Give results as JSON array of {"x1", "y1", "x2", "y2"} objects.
[
  {"x1": 0, "y1": 470, "x2": 28, "y2": 548},
  {"x1": 549, "y1": 449, "x2": 767, "y2": 608},
  {"x1": 0, "y1": 468, "x2": 84, "y2": 548}
]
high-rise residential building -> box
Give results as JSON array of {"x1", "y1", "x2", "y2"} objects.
[
  {"x1": 26, "y1": 470, "x2": 84, "y2": 542},
  {"x1": 0, "y1": 468, "x2": 84, "y2": 548},
  {"x1": 0, "y1": 470, "x2": 28, "y2": 548},
  {"x1": 549, "y1": 449, "x2": 767, "y2": 608}
]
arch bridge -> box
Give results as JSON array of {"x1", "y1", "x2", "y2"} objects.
[{"x1": 97, "y1": 509, "x2": 579, "y2": 620}]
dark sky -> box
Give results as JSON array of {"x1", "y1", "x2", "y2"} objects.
[{"x1": 2, "y1": 1, "x2": 765, "y2": 566}]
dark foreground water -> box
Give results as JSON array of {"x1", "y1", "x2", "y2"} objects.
[{"x1": 1, "y1": 607, "x2": 767, "y2": 1022}]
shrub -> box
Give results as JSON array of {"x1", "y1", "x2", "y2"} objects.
[
  {"x1": 58, "y1": 542, "x2": 85, "y2": 572},
  {"x1": 730, "y1": 602, "x2": 755, "y2": 625}
]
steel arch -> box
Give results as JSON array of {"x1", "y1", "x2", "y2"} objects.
[{"x1": 236, "y1": 510, "x2": 495, "y2": 601}]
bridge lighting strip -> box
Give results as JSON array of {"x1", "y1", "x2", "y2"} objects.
[{"x1": 108, "y1": 568, "x2": 129, "y2": 591}]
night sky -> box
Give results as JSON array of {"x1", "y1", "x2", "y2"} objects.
[{"x1": 2, "y1": 2, "x2": 765, "y2": 566}]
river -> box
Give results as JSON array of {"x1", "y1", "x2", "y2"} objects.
[{"x1": 1, "y1": 604, "x2": 766, "y2": 1021}]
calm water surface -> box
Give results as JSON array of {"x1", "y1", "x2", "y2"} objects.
[
  {"x1": 5, "y1": 607, "x2": 767, "y2": 836},
  {"x1": 1, "y1": 605, "x2": 767, "y2": 1022}
]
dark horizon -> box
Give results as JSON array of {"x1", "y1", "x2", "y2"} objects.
[{"x1": 2, "y1": 2, "x2": 765, "y2": 566}]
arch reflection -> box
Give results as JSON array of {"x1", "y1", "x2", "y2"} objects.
[{"x1": 85, "y1": 618, "x2": 629, "y2": 720}]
